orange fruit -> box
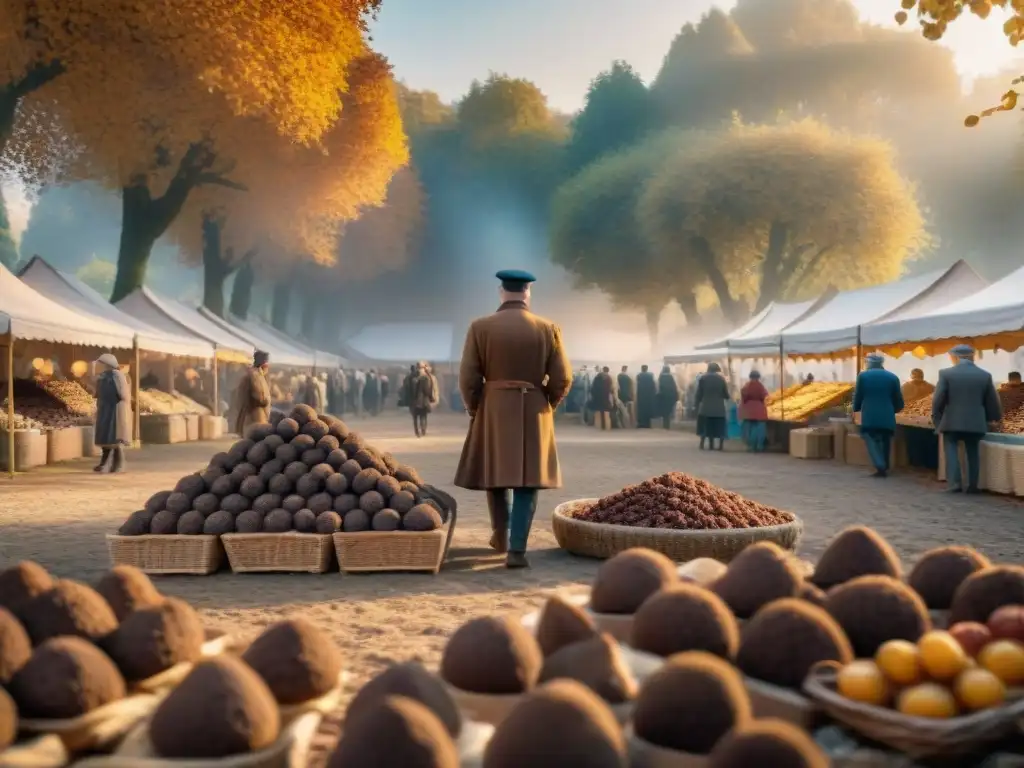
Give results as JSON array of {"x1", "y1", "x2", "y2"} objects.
[
  {"x1": 918, "y1": 631, "x2": 969, "y2": 681},
  {"x1": 977, "y1": 639, "x2": 1024, "y2": 686},
  {"x1": 876, "y1": 640, "x2": 923, "y2": 686},
  {"x1": 954, "y1": 668, "x2": 1006, "y2": 712},
  {"x1": 896, "y1": 683, "x2": 958, "y2": 719},
  {"x1": 837, "y1": 660, "x2": 890, "y2": 706}
]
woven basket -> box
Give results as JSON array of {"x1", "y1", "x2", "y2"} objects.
[
  {"x1": 803, "y1": 664, "x2": 1024, "y2": 757},
  {"x1": 106, "y1": 534, "x2": 224, "y2": 575},
  {"x1": 1007, "y1": 444, "x2": 1024, "y2": 497},
  {"x1": 980, "y1": 441, "x2": 1014, "y2": 495},
  {"x1": 0, "y1": 735, "x2": 68, "y2": 768},
  {"x1": 551, "y1": 499, "x2": 803, "y2": 562},
  {"x1": 745, "y1": 676, "x2": 817, "y2": 729},
  {"x1": 18, "y1": 694, "x2": 160, "y2": 753},
  {"x1": 332, "y1": 505, "x2": 457, "y2": 573},
  {"x1": 221, "y1": 533, "x2": 335, "y2": 574}
]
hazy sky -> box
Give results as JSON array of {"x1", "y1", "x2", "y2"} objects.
[{"x1": 371, "y1": 0, "x2": 1024, "y2": 111}]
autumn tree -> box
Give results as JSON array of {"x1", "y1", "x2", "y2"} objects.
[{"x1": 638, "y1": 119, "x2": 927, "y2": 322}]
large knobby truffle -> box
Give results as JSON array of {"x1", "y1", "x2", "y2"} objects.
[
  {"x1": 103, "y1": 597, "x2": 205, "y2": 682},
  {"x1": 0, "y1": 687, "x2": 15, "y2": 751},
  {"x1": 810, "y1": 526, "x2": 901, "y2": 590},
  {"x1": 589, "y1": 548, "x2": 679, "y2": 615},
  {"x1": 346, "y1": 661, "x2": 462, "y2": 738},
  {"x1": 0, "y1": 561, "x2": 54, "y2": 618},
  {"x1": 737, "y1": 598, "x2": 852, "y2": 689},
  {"x1": 631, "y1": 584, "x2": 739, "y2": 660},
  {"x1": 908, "y1": 546, "x2": 991, "y2": 610},
  {"x1": 241, "y1": 618, "x2": 343, "y2": 705},
  {"x1": 711, "y1": 542, "x2": 802, "y2": 619},
  {"x1": 329, "y1": 695, "x2": 459, "y2": 768},
  {"x1": 148, "y1": 656, "x2": 280, "y2": 759},
  {"x1": 708, "y1": 718, "x2": 828, "y2": 768},
  {"x1": 538, "y1": 634, "x2": 637, "y2": 704},
  {"x1": 825, "y1": 575, "x2": 931, "y2": 657},
  {"x1": 95, "y1": 565, "x2": 163, "y2": 621},
  {"x1": 483, "y1": 680, "x2": 627, "y2": 768},
  {"x1": 404, "y1": 504, "x2": 442, "y2": 531},
  {"x1": 10, "y1": 636, "x2": 127, "y2": 718},
  {"x1": 20, "y1": 580, "x2": 119, "y2": 645},
  {"x1": 440, "y1": 616, "x2": 542, "y2": 695},
  {"x1": 0, "y1": 607, "x2": 31, "y2": 685},
  {"x1": 536, "y1": 596, "x2": 598, "y2": 657},
  {"x1": 633, "y1": 651, "x2": 752, "y2": 754},
  {"x1": 948, "y1": 565, "x2": 1024, "y2": 625}
]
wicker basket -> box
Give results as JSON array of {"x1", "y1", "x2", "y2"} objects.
[
  {"x1": 551, "y1": 499, "x2": 803, "y2": 561},
  {"x1": 18, "y1": 694, "x2": 160, "y2": 753},
  {"x1": 0, "y1": 734, "x2": 68, "y2": 768},
  {"x1": 221, "y1": 533, "x2": 335, "y2": 574},
  {"x1": 803, "y1": 664, "x2": 1024, "y2": 757},
  {"x1": 106, "y1": 534, "x2": 224, "y2": 575},
  {"x1": 332, "y1": 506, "x2": 458, "y2": 573},
  {"x1": 745, "y1": 676, "x2": 817, "y2": 729}
]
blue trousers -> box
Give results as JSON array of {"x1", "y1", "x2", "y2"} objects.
[
  {"x1": 743, "y1": 420, "x2": 766, "y2": 452},
  {"x1": 487, "y1": 488, "x2": 538, "y2": 552},
  {"x1": 861, "y1": 428, "x2": 892, "y2": 472},
  {"x1": 943, "y1": 432, "x2": 982, "y2": 491}
]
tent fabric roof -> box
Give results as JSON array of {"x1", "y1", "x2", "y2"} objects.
[
  {"x1": 18, "y1": 257, "x2": 214, "y2": 358},
  {"x1": 116, "y1": 287, "x2": 252, "y2": 363},
  {"x1": 664, "y1": 346, "x2": 731, "y2": 364},
  {"x1": 861, "y1": 263, "x2": 1024, "y2": 352},
  {"x1": 0, "y1": 261, "x2": 136, "y2": 349},
  {"x1": 196, "y1": 308, "x2": 315, "y2": 369},
  {"x1": 692, "y1": 293, "x2": 834, "y2": 357},
  {"x1": 245, "y1": 318, "x2": 342, "y2": 369},
  {"x1": 732, "y1": 261, "x2": 986, "y2": 356},
  {"x1": 343, "y1": 323, "x2": 455, "y2": 364}
]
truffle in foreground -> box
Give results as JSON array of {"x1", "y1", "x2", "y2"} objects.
[
  {"x1": 708, "y1": 718, "x2": 828, "y2": 768},
  {"x1": 346, "y1": 661, "x2": 462, "y2": 739},
  {"x1": 329, "y1": 695, "x2": 459, "y2": 768},
  {"x1": 440, "y1": 616, "x2": 542, "y2": 695},
  {"x1": 10, "y1": 637, "x2": 127, "y2": 719},
  {"x1": 589, "y1": 548, "x2": 678, "y2": 615},
  {"x1": 241, "y1": 618, "x2": 344, "y2": 705}
]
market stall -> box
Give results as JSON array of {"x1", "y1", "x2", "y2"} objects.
[
  {"x1": 248, "y1": 316, "x2": 343, "y2": 370},
  {"x1": 196, "y1": 307, "x2": 315, "y2": 370}
]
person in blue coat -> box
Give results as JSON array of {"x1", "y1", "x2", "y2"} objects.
[{"x1": 852, "y1": 353, "x2": 904, "y2": 477}]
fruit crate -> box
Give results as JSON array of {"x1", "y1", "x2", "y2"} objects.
[
  {"x1": 221, "y1": 533, "x2": 335, "y2": 574},
  {"x1": 106, "y1": 534, "x2": 224, "y2": 575}
]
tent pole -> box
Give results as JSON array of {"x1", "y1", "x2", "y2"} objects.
[
  {"x1": 6, "y1": 335, "x2": 14, "y2": 478},
  {"x1": 132, "y1": 337, "x2": 141, "y2": 447},
  {"x1": 779, "y1": 340, "x2": 786, "y2": 422},
  {"x1": 212, "y1": 347, "x2": 220, "y2": 417},
  {"x1": 855, "y1": 326, "x2": 863, "y2": 375}
]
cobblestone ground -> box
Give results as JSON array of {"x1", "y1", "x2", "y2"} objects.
[{"x1": 1, "y1": 411, "x2": 1021, "y2": 699}]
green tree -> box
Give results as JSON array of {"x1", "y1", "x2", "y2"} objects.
[
  {"x1": 638, "y1": 119, "x2": 928, "y2": 322},
  {"x1": 564, "y1": 61, "x2": 657, "y2": 175},
  {"x1": 0, "y1": 187, "x2": 18, "y2": 270},
  {"x1": 75, "y1": 258, "x2": 117, "y2": 297}
]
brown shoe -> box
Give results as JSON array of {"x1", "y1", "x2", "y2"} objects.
[
  {"x1": 489, "y1": 530, "x2": 509, "y2": 554},
  {"x1": 505, "y1": 551, "x2": 530, "y2": 569}
]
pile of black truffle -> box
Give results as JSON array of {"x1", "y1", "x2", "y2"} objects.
[{"x1": 117, "y1": 404, "x2": 448, "y2": 537}]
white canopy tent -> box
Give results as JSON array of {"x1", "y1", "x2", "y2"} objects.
[
  {"x1": 18, "y1": 257, "x2": 214, "y2": 359},
  {"x1": 861, "y1": 263, "x2": 1024, "y2": 356},
  {"x1": 730, "y1": 261, "x2": 986, "y2": 358},
  {"x1": 245, "y1": 318, "x2": 342, "y2": 369},
  {"x1": 196, "y1": 308, "x2": 315, "y2": 369},
  {"x1": 342, "y1": 322, "x2": 456, "y2": 365}
]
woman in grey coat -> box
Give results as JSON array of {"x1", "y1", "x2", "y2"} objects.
[
  {"x1": 695, "y1": 361, "x2": 730, "y2": 450},
  {"x1": 94, "y1": 353, "x2": 131, "y2": 473}
]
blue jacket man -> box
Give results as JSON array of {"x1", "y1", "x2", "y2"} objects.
[{"x1": 853, "y1": 354, "x2": 904, "y2": 477}]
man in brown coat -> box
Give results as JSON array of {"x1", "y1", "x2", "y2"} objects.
[
  {"x1": 454, "y1": 269, "x2": 572, "y2": 568},
  {"x1": 233, "y1": 350, "x2": 271, "y2": 436}
]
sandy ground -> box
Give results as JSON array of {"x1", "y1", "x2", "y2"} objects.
[{"x1": 2, "y1": 410, "x2": 1022, "y2": 703}]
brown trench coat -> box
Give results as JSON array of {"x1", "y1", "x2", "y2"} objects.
[
  {"x1": 233, "y1": 367, "x2": 271, "y2": 435},
  {"x1": 454, "y1": 301, "x2": 572, "y2": 490}
]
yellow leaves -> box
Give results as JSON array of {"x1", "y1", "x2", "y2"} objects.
[
  {"x1": 905, "y1": 0, "x2": 1024, "y2": 45},
  {"x1": 896, "y1": 11, "x2": 909, "y2": 24},
  {"x1": 963, "y1": 88, "x2": 1019, "y2": 126}
]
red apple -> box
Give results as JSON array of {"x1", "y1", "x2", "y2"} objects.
[
  {"x1": 949, "y1": 621, "x2": 993, "y2": 658},
  {"x1": 988, "y1": 605, "x2": 1024, "y2": 644}
]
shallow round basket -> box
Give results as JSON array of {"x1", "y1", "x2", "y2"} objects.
[{"x1": 552, "y1": 499, "x2": 803, "y2": 562}]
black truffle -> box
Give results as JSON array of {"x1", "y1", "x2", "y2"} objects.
[
  {"x1": 346, "y1": 661, "x2": 462, "y2": 738},
  {"x1": 590, "y1": 548, "x2": 679, "y2": 615},
  {"x1": 737, "y1": 598, "x2": 853, "y2": 689},
  {"x1": 326, "y1": 448, "x2": 348, "y2": 470},
  {"x1": 10, "y1": 636, "x2": 126, "y2": 718},
  {"x1": 908, "y1": 546, "x2": 991, "y2": 611},
  {"x1": 404, "y1": 504, "x2": 442, "y2": 532},
  {"x1": 291, "y1": 433, "x2": 316, "y2": 453},
  {"x1": 948, "y1": 564, "x2": 1024, "y2": 625},
  {"x1": 633, "y1": 651, "x2": 752, "y2": 754},
  {"x1": 334, "y1": 493, "x2": 359, "y2": 515},
  {"x1": 326, "y1": 473, "x2": 349, "y2": 496},
  {"x1": 246, "y1": 442, "x2": 272, "y2": 468},
  {"x1": 95, "y1": 566, "x2": 162, "y2": 622},
  {"x1": 360, "y1": 490, "x2": 386, "y2": 515},
  {"x1": 282, "y1": 494, "x2": 306, "y2": 513},
  {"x1": 148, "y1": 656, "x2": 280, "y2": 759},
  {"x1": 118, "y1": 509, "x2": 154, "y2": 535},
  {"x1": 328, "y1": 695, "x2": 459, "y2": 768},
  {"x1": 283, "y1": 460, "x2": 308, "y2": 483},
  {"x1": 307, "y1": 492, "x2": 334, "y2": 515},
  {"x1": 290, "y1": 404, "x2": 316, "y2": 425},
  {"x1": 228, "y1": 438, "x2": 255, "y2": 462},
  {"x1": 483, "y1": 680, "x2": 626, "y2": 768},
  {"x1": 310, "y1": 463, "x2": 335, "y2": 482},
  {"x1": 230, "y1": 462, "x2": 257, "y2": 482},
  {"x1": 294, "y1": 509, "x2": 317, "y2": 532},
  {"x1": 708, "y1": 718, "x2": 828, "y2": 768},
  {"x1": 341, "y1": 434, "x2": 364, "y2": 456},
  {"x1": 340, "y1": 459, "x2": 362, "y2": 480},
  {"x1": 536, "y1": 596, "x2": 598, "y2": 657},
  {"x1": 400, "y1": 481, "x2": 421, "y2": 495},
  {"x1": 193, "y1": 492, "x2": 220, "y2": 516},
  {"x1": 239, "y1": 475, "x2": 266, "y2": 500},
  {"x1": 103, "y1": 597, "x2": 204, "y2": 682},
  {"x1": 144, "y1": 490, "x2": 172, "y2": 515},
  {"x1": 302, "y1": 448, "x2": 328, "y2": 467},
  {"x1": 201, "y1": 466, "x2": 225, "y2": 491},
  {"x1": 538, "y1": 634, "x2": 637, "y2": 704},
  {"x1": 351, "y1": 468, "x2": 380, "y2": 495},
  {"x1": 174, "y1": 473, "x2": 206, "y2": 501},
  {"x1": 825, "y1": 575, "x2": 931, "y2": 657},
  {"x1": 0, "y1": 607, "x2": 31, "y2": 685},
  {"x1": 220, "y1": 493, "x2": 251, "y2": 515},
  {"x1": 631, "y1": 584, "x2": 740, "y2": 660},
  {"x1": 390, "y1": 490, "x2": 417, "y2": 515},
  {"x1": 353, "y1": 449, "x2": 377, "y2": 470},
  {"x1": 811, "y1": 526, "x2": 901, "y2": 590},
  {"x1": 269, "y1": 410, "x2": 284, "y2": 427},
  {"x1": 276, "y1": 417, "x2": 300, "y2": 441},
  {"x1": 395, "y1": 464, "x2": 424, "y2": 484},
  {"x1": 204, "y1": 509, "x2": 236, "y2": 535},
  {"x1": 208, "y1": 452, "x2": 233, "y2": 471},
  {"x1": 177, "y1": 510, "x2": 206, "y2": 535},
  {"x1": 316, "y1": 511, "x2": 343, "y2": 534},
  {"x1": 0, "y1": 687, "x2": 15, "y2": 751},
  {"x1": 257, "y1": 458, "x2": 284, "y2": 483},
  {"x1": 262, "y1": 434, "x2": 284, "y2": 452},
  {"x1": 712, "y1": 542, "x2": 803, "y2": 619},
  {"x1": 343, "y1": 509, "x2": 370, "y2": 532},
  {"x1": 253, "y1": 493, "x2": 283, "y2": 516},
  {"x1": 317, "y1": 434, "x2": 341, "y2": 453},
  {"x1": 20, "y1": 580, "x2": 119, "y2": 645},
  {"x1": 372, "y1": 509, "x2": 402, "y2": 531},
  {"x1": 210, "y1": 474, "x2": 238, "y2": 497},
  {"x1": 377, "y1": 475, "x2": 402, "y2": 499},
  {"x1": 235, "y1": 509, "x2": 264, "y2": 533},
  {"x1": 264, "y1": 509, "x2": 293, "y2": 533},
  {"x1": 268, "y1": 473, "x2": 293, "y2": 496},
  {"x1": 244, "y1": 423, "x2": 275, "y2": 442},
  {"x1": 165, "y1": 492, "x2": 191, "y2": 515},
  {"x1": 301, "y1": 419, "x2": 329, "y2": 442},
  {"x1": 441, "y1": 616, "x2": 542, "y2": 694},
  {"x1": 150, "y1": 509, "x2": 182, "y2": 535},
  {"x1": 296, "y1": 473, "x2": 324, "y2": 499},
  {"x1": 328, "y1": 420, "x2": 349, "y2": 440},
  {"x1": 275, "y1": 442, "x2": 299, "y2": 465},
  {"x1": 242, "y1": 618, "x2": 344, "y2": 705}
]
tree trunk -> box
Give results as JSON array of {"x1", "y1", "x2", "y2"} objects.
[
  {"x1": 676, "y1": 291, "x2": 700, "y2": 326},
  {"x1": 110, "y1": 184, "x2": 164, "y2": 303},
  {"x1": 754, "y1": 221, "x2": 789, "y2": 313},
  {"x1": 271, "y1": 281, "x2": 292, "y2": 331},
  {"x1": 0, "y1": 62, "x2": 64, "y2": 158},
  {"x1": 0, "y1": 90, "x2": 17, "y2": 159},
  {"x1": 689, "y1": 236, "x2": 746, "y2": 325},
  {"x1": 230, "y1": 261, "x2": 255, "y2": 319},
  {"x1": 201, "y1": 214, "x2": 228, "y2": 317},
  {"x1": 644, "y1": 307, "x2": 660, "y2": 350}
]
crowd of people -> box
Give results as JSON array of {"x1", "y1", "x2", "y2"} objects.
[{"x1": 564, "y1": 364, "x2": 683, "y2": 430}]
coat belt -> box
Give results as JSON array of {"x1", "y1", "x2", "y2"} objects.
[{"x1": 484, "y1": 380, "x2": 537, "y2": 392}]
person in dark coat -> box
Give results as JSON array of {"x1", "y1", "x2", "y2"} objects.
[
  {"x1": 656, "y1": 365, "x2": 679, "y2": 430},
  {"x1": 617, "y1": 365, "x2": 635, "y2": 427},
  {"x1": 408, "y1": 362, "x2": 439, "y2": 437},
  {"x1": 93, "y1": 353, "x2": 132, "y2": 473},
  {"x1": 739, "y1": 370, "x2": 769, "y2": 452},
  {"x1": 636, "y1": 364, "x2": 657, "y2": 428},
  {"x1": 399, "y1": 364, "x2": 416, "y2": 408},
  {"x1": 363, "y1": 369, "x2": 381, "y2": 415},
  {"x1": 233, "y1": 351, "x2": 271, "y2": 436},
  {"x1": 932, "y1": 344, "x2": 1002, "y2": 493},
  {"x1": 695, "y1": 362, "x2": 730, "y2": 449},
  {"x1": 853, "y1": 353, "x2": 904, "y2": 477},
  {"x1": 589, "y1": 366, "x2": 615, "y2": 430}
]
